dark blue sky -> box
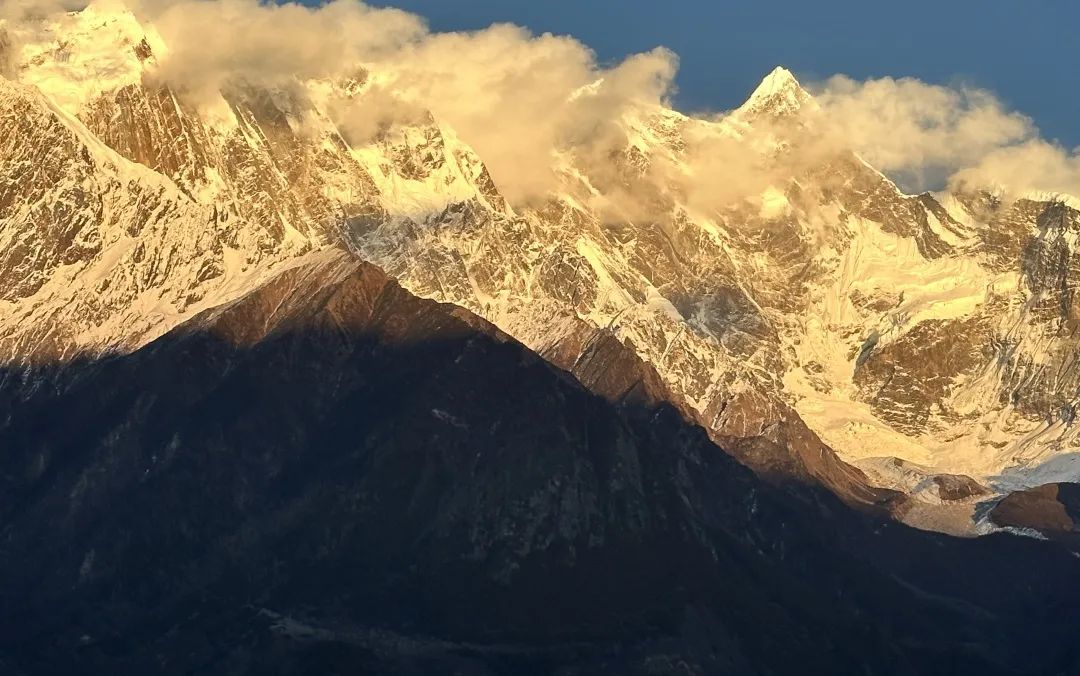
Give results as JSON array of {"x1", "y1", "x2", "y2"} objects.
[{"x1": 368, "y1": 0, "x2": 1080, "y2": 148}]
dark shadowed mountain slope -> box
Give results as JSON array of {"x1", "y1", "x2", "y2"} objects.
[
  {"x1": 2, "y1": 251, "x2": 1080, "y2": 675},
  {"x1": 532, "y1": 316, "x2": 902, "y2": 513}
]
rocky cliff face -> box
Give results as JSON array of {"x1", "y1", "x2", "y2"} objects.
[
  {"x1": 4, "y1": 5, "x2": 1080, "y2": 525},
  {"x1": 989, "y1": 483, "x2": 1080, "y2": 538}
]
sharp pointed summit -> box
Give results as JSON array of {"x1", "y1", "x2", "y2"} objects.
[
  {"x1": 737, "y1": 65, "x2": 814, "y2": 119},
  {"x1": 757, "y1": 66, "x2": 801, "y2": 92}
]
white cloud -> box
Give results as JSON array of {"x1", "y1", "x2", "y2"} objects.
[
  {"x1": 812, "y1": 75, "x2": 1080, "y2": 198},
  {"x1": 4, "y1": 1, "x2": 1078, "y2": 204},
  {"x1": 136, "y1": 0, "x2": 676, "y2": 202},
  {"x1": 0, "y1": 0, "x2": 89, "y2": 22},
  {"x1": 951, "y1": 139, "x2": 1080, "y2": 199}
]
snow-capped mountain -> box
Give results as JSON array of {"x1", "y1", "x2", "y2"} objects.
[{"x1": 4, "y1": 4, "x2": 1080, "y2": 529}]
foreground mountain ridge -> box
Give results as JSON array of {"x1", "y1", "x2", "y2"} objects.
[
  {"x1": 4, "y1": 4, "x2": 1080, "y2": 529},
  {"x1": 3, "y1": 248, "x2": 1080, "y2": 674}
]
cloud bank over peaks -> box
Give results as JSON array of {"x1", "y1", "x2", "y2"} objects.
[
  {"x1": 1, "y1": 0, "x2": 680, "y2": 202},
  {"x1": 812, "y1": 75, "x2": 1080, "y2": 200},
  {"x1": 140, "y1": 0, "x2": 679, "y2": 203},
  {"x1": 3, "y1": 0, "x2": 1079, "y2": 207}
]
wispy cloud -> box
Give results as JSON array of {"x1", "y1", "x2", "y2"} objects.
[{"x1": 813, "y1": 75, "x2": 1080, "y2": 199}]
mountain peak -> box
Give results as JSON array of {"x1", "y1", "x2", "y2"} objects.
[
  {"x1": 11, "y1": 2, "x2": 161, "y2": 115},
  {"x1": 755, "y1": 66, "x2": 802, "y2": 96},
  {"x1": 737, "y1": 66, "x2": 813, "y2": 119}
]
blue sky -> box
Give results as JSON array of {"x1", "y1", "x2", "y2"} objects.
[{"x1": 368, "y1": 0, "x2": 1080, "y2": 148}]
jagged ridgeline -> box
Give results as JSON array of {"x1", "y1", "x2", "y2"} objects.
[{"x1": 3, "y1": 6, "x2": 1080, "y2": 534}]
